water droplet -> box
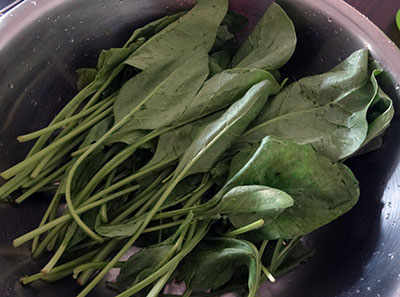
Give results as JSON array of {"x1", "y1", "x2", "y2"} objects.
[
  {"x1": 66, "y1": 13, "x2": 70, "y2": 17},
  {"x1": 102, "y1": 5, "x2": 106, "y2": 8},
  {"x1": 367, "y1": 287, "x2": 371, "y2": 291},
  {"x1": 64, "y1": 28, "x2": 68, "y2": 32},
  {"x1": 395, "y1": 84, "x2": 400, "y2": 90},
  {"x1": 388, "y1": 202, "x2": 392, "y2": 208},
  {"x1": 71, "y1": 26, "x2": 75, "y2": 30},
  {"x1": 388, "y1": 253, "x2": 395, "y2": 259},
  {"x1": 47, "y1": 60, "x2": 51, "y2": 64},
  {"x1": 37, "y1": 19, "x2": 41, "y2": 23},
  {"x1": 327, "y1": 16, "x2": 333, "y2": 22},
  {"x1": 69, "y1": 38, "x2": 74, "y2": 43},
  {"x1": 360, "y1": 278, "x2": 365, "y2": 281},
  {"x1": 30, "y1": 1, "x2": 37, "y2": 6},
  {"x1": 24, "y1": 88, "x2": 28, "y2": 92},
  {"x1": 8, "y1": 83, "x2": 14, "y2": 89},
  {"x1": 79, "y1": 19, "x2": 83, "y2": 23},
  {"x1": 36, "y1": 35, "x2": 40, "y2": 40},
  {"x1": 46, "y1": 16, "x2": 50, "y2": 20},
  {"x1": 356, "y1": 289, "x2": 360, "y2": 294}
]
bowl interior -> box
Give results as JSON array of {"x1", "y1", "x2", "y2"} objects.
[{"x1": 1, "y1": 0, "x2": 400, "y2": 297}]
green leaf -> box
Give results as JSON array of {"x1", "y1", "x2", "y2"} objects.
[
  {"x1": 223, "y1": 136, "x2": 359, "y2": 240},
  {"x1": 180, "y1": 238, "x2": 259, "y2": 296},
  {"x1": 175, "y1": 79, "x2": 279, "y2": 180},
  {"x1": 96, "y1": 216, "x2": 145, "y2": 238},
  {"x1": 125, "y1": 0, "x2": 228, "y2": 70},
  {"x1": 143, "y1": 112, "x2": 223, "y2": 171},
  {"x1": 396, "y1": 8, "x2": 400, "y2": 31},
  {"x1": 80, "y1": 116, "x2": 114, "y2": 148},
  {"x1": 232, "y1": 3, "x2": 296, "y2": 70},
  {"x1": 211, "y1": 185, "x2": 294, "y2": 227},
  {"x1": 117, "y1": 245, "x2": 173, "y2": 291},
  {"x1": 240, "y1": 49, "x2": 387, "y2": 161},
  {"x1": 172, "y1": 68, "x2": 277, "y2": 126},
  {"x1": 125, "y1": 12, "x2": 187, "y2": 48},
  {"x1": 221, "y1": 10, "x2": 249, "y2": 33},
  {"x1": 105, "y1": 128, "x2": 149, "y2": 146},
  {"x1": 360, "y1": 77, "x2": 394, "y2": 151},
  {"x1": 67, "y1": 208, "x2": 99, "y2": 249},
  {"x1": 75, "y1": 68, "x2": 97, "y2": 91},
  {"x1": 114, "y1": 52, "x2": 209, "y2": 130}
]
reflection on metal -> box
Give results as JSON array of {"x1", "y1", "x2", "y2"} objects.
[{"x1": 0, "y1": 0, "x2": 24, "y2": 16}]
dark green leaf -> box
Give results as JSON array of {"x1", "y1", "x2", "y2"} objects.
[
  {"x1": 125, "y1": 0, "x2": 228, "y2": 70},
  {"x1": 143, "y1": 112, "x2": 223, "y2": 171},
  {"x1": 180, "y1": 238, "x2": 258, "y2": 294},
  {"x1": 117, "y1": 245, "x2": 173, "y2": 291},
  {"x1": 223, "y1": 136, "x2": 359, "y2": 240},
  {"x1": 211, "y1": 185, "x2": 294, "y2": 227},
  {"x1": 81, "y1": 116, "x2": 114, "y2": 148},
  {"x1": 240, "y1": 50, "x2": 388, "y2": 161},
  {"x1": 232, "y1": 3, "x2": 296, "y2": 70},
  {"x1": 221, "y1": 10, "x2": 249, "y2": 33},
  {"x1": 172, "y1": 68, "x2": 277, "y2": 126},
  {"x1": 75, "y1": 68, "x2": 97, "y2": 91},
  {"x1": 175, "y1": 79, "x2": 279, "y2": 180},
  {"x1": 114, "y1": 52, "x2": 209, "y2": 130}
]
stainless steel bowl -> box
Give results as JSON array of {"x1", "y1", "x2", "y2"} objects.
[{"x1": 1, "y1": 0, "x2": 400, "y2": 296}]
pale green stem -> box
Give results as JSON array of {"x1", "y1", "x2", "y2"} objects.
[
  {"x1": 13, "y1": 185, "x2": 140, "y2": 247},
  {"x1": 18, "y1": 96, "x2": 115, "y2": 142},
  {"x1": 41, "y1": 223, "x2": 78, "y2": 274},
  {"x1": 222, "y1": 219, "x2": 265, "y2": 237},
  {"x1": 31, "y1": 186, "x2": 62, "y2": 253}
]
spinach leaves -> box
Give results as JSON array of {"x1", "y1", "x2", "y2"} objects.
[{"x1": 0, "y1": 1, "x2": 394, "y2": 297}]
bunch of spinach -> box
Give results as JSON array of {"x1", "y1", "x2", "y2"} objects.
[{"x1": 0, "y1": 1, "x2": 394, "y2": 297}]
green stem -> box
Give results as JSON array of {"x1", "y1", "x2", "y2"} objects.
[
  {"x1": 261, "y1": 265, "x2": 275, "y2": 283},
  {"x1": 113, "y1": 221, "x2": 211, "y2": 297},
  {"x1": 100, "y1": 169, "x2": 117, "y2": 223},
  {"x1": 31, "y1": 186, "x2": 62, "y2": 253},
  {"x1": 73, "y1": 261, "x2": 124, "y2": 279},
  {"x1": 0, "y1": 164, "x2": 35, "y2": 199},
  {"x1": 13, "y1": 185, "x2": 140, "y2": 247},
  {"x1": 222, "y1": 219, "x2": 265, "y2": 237},
  {"x1": 74, "y1": 128, "x2": 170, "y2": 206},
  {"x1": 18, "y1": 96, "x2": 115, "y2": 143},
  {"x1": 41, "y1": 223, "x2": 78, "y2": 274},
  {"x1": 23, "y1": 134, "x2": 85, "y2": 186},
  {"x1": 15, "y1": 163, "x2": 69, "y2": 204},
  {"x1": 142, "y1": 220, "x2": 184, "y2": 234},
  {"x1": 21, "y1": 248, "x2": 99, "y2": 284},
  {"x1": 84, "y1": 158, "x2": 174, "y2": 208},
  {"x1": 111, "y1": 189, "x2": 157, "y2": 224},
  {"x1": 32, "y1": 223, "x2": 65, "y2": 259},
  {"x1": 145, "y1": 269, "x2": 176, "y2": 297},
  {"x1": 26, "y1": 83, "x2": 98, "y2": 158},
  {"x1": 1, "y1": 106, "x2": 113, "y2": 180},
  {"x1": 182, "y1": 289, "x2": 193, "y2": 297},
  {"x1": 110, "y1": 168, "x2": 170, "y2": 220},
  {"x1": 77, "y1": 239, "x2": 120, "y2": 285}
]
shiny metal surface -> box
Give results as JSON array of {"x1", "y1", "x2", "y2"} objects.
[{"x1": 1, "y1": 0, "x2": 400, "y2": 296}]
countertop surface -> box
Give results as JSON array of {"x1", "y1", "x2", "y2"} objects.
[{"x1": 1, "y1": 0, "x2": 400, "y2": 45}]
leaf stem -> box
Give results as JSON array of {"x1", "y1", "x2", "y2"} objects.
[
  {"x1": 18, "y1": 96, "x2": 115, "y2": 143},
  {"x1": 41, "y1": 223, "x2": 78, "y2": 274},
  {"x1": 222, "y1": 219, "x2": 265, "y2": 237},
  {"x1": 1, "y1": 106, "x2": 113, "y2": 180},
  {"x1": 13, "y1": 185, "x2": 140, "y2": 247}
]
